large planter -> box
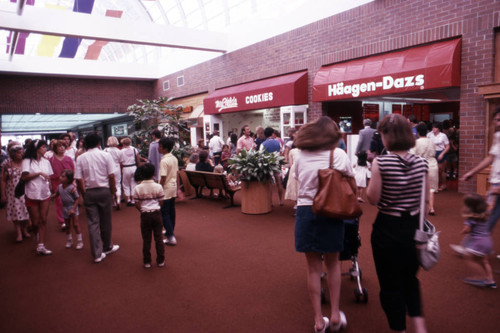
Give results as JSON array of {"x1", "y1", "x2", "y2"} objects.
[{"x1": 241, "y1": 180, "x2": 272, "y2": 215}]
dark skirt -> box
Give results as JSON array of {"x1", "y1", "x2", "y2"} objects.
[{"x1": 295, "y1": 205, "x2": 344, "y2": 253}]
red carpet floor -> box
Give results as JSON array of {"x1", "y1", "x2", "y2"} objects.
[{"x1": 0, "y1": 189, "x2": 499, "y2": 332}]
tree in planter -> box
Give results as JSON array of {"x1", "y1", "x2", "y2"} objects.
[
  {"x1": 228, "y1": 149, "x2": 284, "y2": 214},
  {"x1": 127, "y1": 96, "x2": 192, "y2": 167}
]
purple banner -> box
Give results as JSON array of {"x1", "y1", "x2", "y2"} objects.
[{"x1": 59, "y1": 0, "x2": 95, "y2": 58}]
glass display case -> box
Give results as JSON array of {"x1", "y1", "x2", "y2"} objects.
[{"x1": 280, "y1": 105, "x2": 308, "y2": 139}]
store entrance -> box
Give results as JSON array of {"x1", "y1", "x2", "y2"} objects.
[{"x1": 323, "y1": 100, "x2": 460, "y2": 191}]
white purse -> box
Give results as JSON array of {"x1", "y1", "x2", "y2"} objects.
[{"x1": 414, "y1": 173, "x2": 441, "y2": 271}]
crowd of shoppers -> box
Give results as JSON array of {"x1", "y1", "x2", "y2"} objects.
[{"x1": 3, "y1": 113, "x2": 496, "y2": 333}]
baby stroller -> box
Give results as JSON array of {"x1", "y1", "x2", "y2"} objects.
[{"x1": 321, "y1": 218, "x2": 368, "y2": 303}]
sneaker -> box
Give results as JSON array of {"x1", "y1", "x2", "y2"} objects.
[
  {"x1": 163, "y1": 238, "x2": 169, "y2": 245},
  {"x1": 104, "y1": 244, "x2": 120, "y2": 255},
  {"x1": 158, "y1": 261, "x2": 165, "y2": 267},
  {"x1": 65, "y1": 239, "x2": 73, "y2": 248},
  {"x1": 94, "y1": 253, "x2": 106, "y2": 263},
  {"x1": 463, "y1": 278, "x2": 489, "y2": 287},
  {"x1": 497, "y1": 255, "x2": 500, "y2": 260},
  {"x1": 61, "y1": 223, "x2": 67, "y2": 231},
  {"x1": 37, "y1": 245, "x2": 53, "y2": 255},
  {"x1": 167, "y1": 235, "x2": 177, "y2": 246},
  {"x1": 484, "y1": 281, "x2": 497, "y2": 289},
  {"x1": 76, "y1": 241, "x2": 84, "y2": 250},
  {"x1": 450, "y1": 244, "x2": 467, "y2": 256},
  {"x1": 144, "y1": 263, "x2": 152, "y2": 269}
]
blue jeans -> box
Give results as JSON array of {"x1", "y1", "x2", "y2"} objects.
[{"x1": 161, "y1": 198, "x2": 176, "y2": 237}]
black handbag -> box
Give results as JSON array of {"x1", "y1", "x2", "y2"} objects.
[{"x1": 14, "y1": 178, "x2": 25, "y2": 198}]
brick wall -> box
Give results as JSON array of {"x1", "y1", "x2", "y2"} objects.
[
  {"x1": 0, "y1": 75, "x2": 154, "y2": 114},
  {"x1": 155, "y1": 0, "x2": 500, "y2": 193}
]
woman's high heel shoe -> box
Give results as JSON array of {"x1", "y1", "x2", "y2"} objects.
[
  {"x1": 330, "y1": 311, "x2": 347, "y2": 331},
  {"x1": 314, "y1": 317, "x2": 329, "y2": 333}
]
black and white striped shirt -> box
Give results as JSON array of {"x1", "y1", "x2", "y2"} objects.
[{"x1": 377, "y1": 153, "x2": 428, "y2": 214}]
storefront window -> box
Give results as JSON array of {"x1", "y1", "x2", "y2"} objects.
[{"x1": 280, "y1": 105, "x2": 308, "y2": 139}]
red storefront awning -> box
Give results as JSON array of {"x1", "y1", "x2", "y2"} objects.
[
  {"x1": 312, "y1": 38, "x2": 461, "y2": 102},
  {"x1": 204, "y1": 71, "x2": 308, "y2": 115}
]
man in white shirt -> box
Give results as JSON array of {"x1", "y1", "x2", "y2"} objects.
[
  {"x1": 75, "y1": 132, "x2": 120, "y2": 263},
  {"x1": 209, "y1": 131, "x2": 225, "y2": 165},
  {"x1": 462, "y1": 107, "x2": 500, "y2": 232}
]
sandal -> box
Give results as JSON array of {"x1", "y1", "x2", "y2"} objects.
[{"x1": 314, "y1": 317, "x2": 329, "y2": 333}]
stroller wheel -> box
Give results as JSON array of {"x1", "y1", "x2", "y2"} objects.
[{"x1": 354, "y1": 288, "x2": 369, "y2": 303}]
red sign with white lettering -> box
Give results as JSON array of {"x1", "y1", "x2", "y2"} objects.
[
  {"x1": 312, "y1": 39, "x2": 461, "y2": 101},
  {"x1": 204, "y1": 71, "x2": 308, "y2": 115}
]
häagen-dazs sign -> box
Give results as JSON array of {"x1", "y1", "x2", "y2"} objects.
[{"x1": 328, "y1": 74, "x2": 425, "y2": 98}]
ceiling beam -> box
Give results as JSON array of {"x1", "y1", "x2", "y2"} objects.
[
  {"x1": 0, "y1": 55, "x2": 161, "y2": 80},
  {"x1": 0, "y1": 5, "x2": 228, "y2": 53}
]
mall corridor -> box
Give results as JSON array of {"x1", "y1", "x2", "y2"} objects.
[{"x1": 0, "y1": 189, "x2": 499, "y2": 332}]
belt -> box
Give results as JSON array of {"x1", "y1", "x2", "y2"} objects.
[
  {"x1": 380, "y1": 209, "x2": 420, "y2": 217},
  {"x1": 141, "y1": 210, "x2": 160, "y2": 214},
  {"x1": 123, "y1": 164, "x2": 136, "y2": 167}
]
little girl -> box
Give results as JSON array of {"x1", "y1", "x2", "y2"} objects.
[
  {"x1": 460, "y1": 193, "x2": 496, "y2": 288},
  {"x1": 53, "y1": 169, "x2": 83, "y2": 250},
  {"x1": 353, "y1": 150, "x2": 371, "y2": 203}
]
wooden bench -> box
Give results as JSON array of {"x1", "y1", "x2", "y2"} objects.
[{"x1": 184, "y1": 170, "x2": 241, "y2": 208}]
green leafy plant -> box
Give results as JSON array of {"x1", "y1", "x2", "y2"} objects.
[
  {"x1": 228, "y1": 149, "x2": 284, "y2": 183},
  {"x1": 127, "y1": 96, "x2": 191, "y2": 166}
]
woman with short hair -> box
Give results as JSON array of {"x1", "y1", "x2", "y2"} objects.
[
  {"x1": 427, "y1": 122, "x2": 449, "y2": 191},
  {"x1": 294, "y1": 116, "x2": 352, "y2": 332},
  {"x1": 120, "y1": 137, "x2": 140, "y2": 206},
  {"x1": 105, "y1": 136, "x2": 124, "y2": 209},
  {"x1": 367, "y1": 113, "x2": 429, "y2": 333},
  {"x1": 1, "y1": 141, "x2": 30, "y2": 242}
]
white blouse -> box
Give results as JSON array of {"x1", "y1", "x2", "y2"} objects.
[
  {"x1": 294, "y1": 148, "x2": 354, "y2": 206},
  {"x1": 426, "y1": 132, "x2": 449, "y2": 151},
  {"x1": 22, "y1": 157, "x2": 54, "y2": 200}
]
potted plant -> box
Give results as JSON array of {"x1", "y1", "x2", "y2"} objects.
[{"x1": 229, "y1": 149, "x2": 284, "y2": 214}]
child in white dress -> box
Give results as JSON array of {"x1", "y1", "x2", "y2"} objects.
[{"x1": 353, "y1": 151, "x2": 371, "y2": 203}]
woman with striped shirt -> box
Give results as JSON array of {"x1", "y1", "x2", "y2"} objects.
[{"x1": 367, "y1": 114, "x2": 429, "y2": 333}]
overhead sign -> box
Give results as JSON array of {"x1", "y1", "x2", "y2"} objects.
[
  {"x1": 312, "y1": 38, "x2": 461, "y2": 101},
  {"x1": 204, "y1": 71, "x2": 308, "y2": 115}
]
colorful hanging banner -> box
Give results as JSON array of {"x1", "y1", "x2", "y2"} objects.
[
  {"x1": 59, "y1": 0, "x2": 95, "y2": 58},
  {"x1": 6, "y1": 0, "x2": 35, "y2": 55},
  {"x1": 37, "y1": 4, "x2": 66, "y2": 57},
  {"x1": 84, "y1": 9, "x2": 123, "y2": 60}
]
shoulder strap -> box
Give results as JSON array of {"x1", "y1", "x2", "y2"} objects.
[
  {"x1": 419, "y1": 172, "x2": 426, "y2": 230},
  {"x1": 329, "y1": 148, "x2": 335, "y2": 169}
]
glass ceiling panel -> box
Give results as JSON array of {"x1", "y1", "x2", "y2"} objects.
[
  {"x1": 0, "y1": 0, "x2": 374, "y2": 78},
  {"x1": 1, "y1": 113, "x2": 126, "y2": 134}
]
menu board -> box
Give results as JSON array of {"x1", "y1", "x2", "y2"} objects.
[
  {"x1": 363, "y1": 103, "x2": 379, "y2": 122},
  {"x1": 403, "y1": 105, "x2": 412, "y2": 117},
  {"x1": 392, "y1": 104, "x2": 402, "y2": 114}
]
